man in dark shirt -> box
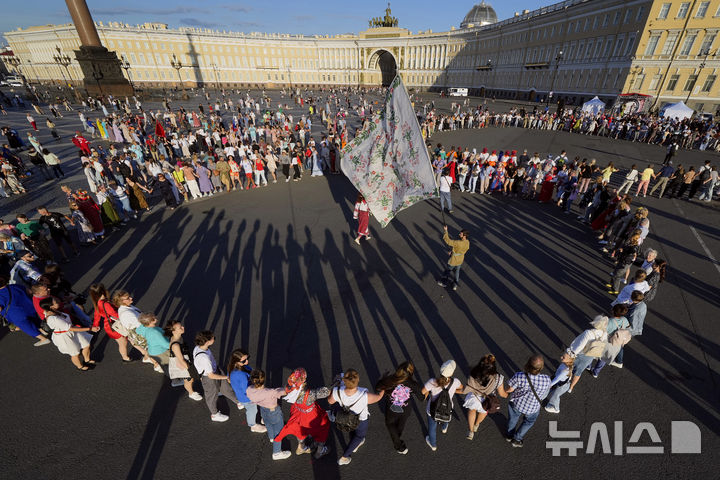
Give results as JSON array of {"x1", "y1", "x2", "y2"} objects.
[
  {"x1": 28, "y1": 147, "x2": 52, "y2": 180},
  {"x1": 37, "y1": 206, "x2": 77, "y2": 262},
  {"x1": 649, "y1": 162, "x2": 675, "y2": 198}
]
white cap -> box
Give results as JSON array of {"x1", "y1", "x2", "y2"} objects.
[{"x1": 440, "y1": 360, "x2": 456, "y2": 378}]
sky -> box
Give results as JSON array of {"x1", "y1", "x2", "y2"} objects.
[{"x1": 1, "y1": 0, "x2": 550, "y2": 42}]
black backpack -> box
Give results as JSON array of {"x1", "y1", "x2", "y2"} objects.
[
  {"x1": 334, "y1": 387, "x2": 363, "y2": 432},
  {"x1": 429, "y1": 381, "x2": 453, "y2": 423}
]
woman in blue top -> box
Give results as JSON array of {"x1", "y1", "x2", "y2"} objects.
[
  {"x1": 228, "y1": 349, "x2": 267, "y2": 433},
  {"x1": 135, "y1": 312, "x2": 170, "y2": 367},
  {"x1": 0, "y1": 277, "x2": 50, "y2": 346}
]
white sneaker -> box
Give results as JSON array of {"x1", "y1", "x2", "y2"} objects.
[
  {"x1": 338, "y1": 457, "x2": 352, "y2": 466},
  {"x1": 153, "y1": 364, "x2": 164, "y2": 373},
  {"x1": 544, "y1": 405, "x2": 560, "y2": 413},
  {"x1": 250, "y1": 424, "x2": 267, "y2": 433},
  {"x1": 142, "y1": 357, "x2": 155, "y2": 364},
  {"x1": 33, "y1": 338, "x2": 51, "y2": 347},
  {"x1": 237, "y1": 403, "x2": 245, "y2": 410},
  {"x1": 352, "y1": 438, "x2": 365, "y2": 453},
  {"x1": 188, "y1": 392, "x2": 203, "y2": 401},
  {"x1": 211, "y1": 412, "x2": 229, "y2": 422},
  {"x1": 610, "y1": 362, "x2": 623, "y2": 369},
  {"x1": 425, "y1": 435, "x2": 436, "y2": 451},
  {"x1": 272, "y1": 451, "x2": 291, "y2": 461}
]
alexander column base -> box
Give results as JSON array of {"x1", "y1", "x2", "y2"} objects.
[{"x1": 74, "y1": 45, "x2": 133, "y2": 97}]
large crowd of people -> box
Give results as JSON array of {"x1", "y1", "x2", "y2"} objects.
[
  {"x1": 0, "y1": 86, "x2": 706, "y2": 466},
  {"x1": 421, "y1": 102, "x2": 720, "y2": 153}
]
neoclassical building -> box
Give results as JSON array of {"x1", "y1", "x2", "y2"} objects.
[{"x1": 2, "y1": 0, "x2": 719, "y2": 112}]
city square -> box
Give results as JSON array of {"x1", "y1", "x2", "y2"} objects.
[{"x1": 1, "y1": 1, "x2": 719, "y2": 479}]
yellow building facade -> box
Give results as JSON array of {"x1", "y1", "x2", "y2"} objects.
[{"x1": 2, "y1": 0, "x2": 719, "y2": 112}]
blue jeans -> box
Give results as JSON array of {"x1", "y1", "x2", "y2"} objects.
[
  {"x1": 261, "y1": 406, "x2": 284, "y2": 454},
  {"x1": 615, "y1": 347, "x2": 624, "y2": 365},
  {"x1": 343, "y1": 418, "x2": 369, "y2": 457},
  {"x1": 240, "y1": 401, "x2": 258, "y2": 427},
  {"x1": 426, "y1": 414, "x2": 448, "y2": 447},
  {"x1": 507, "y1": 402, "x2": 539, "y2": 441},
  {"x1": 545, "y1": 382, "x2": 570, "y2": 410},
  {"x1": 442, "y1": 264, "x2": 462, "y2": 287},
  {"x1": 440, "y1": 191, "x2": 452, "y2": 211}
]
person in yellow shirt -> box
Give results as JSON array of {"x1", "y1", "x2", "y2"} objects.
[
  {"x1": 635, "y1": 164, "x2": 655, "y2": 197},
  {"x1": 437, "y1": 225, "x2": 469, "y2": 291}
]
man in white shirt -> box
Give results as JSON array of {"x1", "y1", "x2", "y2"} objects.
[
  {"x1": 193, "y1": 330, "x2": 241, "y2": 422},
  {"x1": 439, "y1": 168, "x2": 454, "y2": 213}
]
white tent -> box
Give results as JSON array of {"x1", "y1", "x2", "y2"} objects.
[
  {"x1": 661, "y1": 101, "x2": 694, "y2": 120},
  {"x1": 582, "y1": 96, "x2": 606, "y2": 115}
]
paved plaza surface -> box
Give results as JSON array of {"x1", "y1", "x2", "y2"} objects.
[{"x1": 1, "y1": 91, "x2": 719, "y2": 479}]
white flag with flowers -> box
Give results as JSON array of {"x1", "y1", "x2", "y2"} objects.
[{"x1": 341, "y1": 75, "x2": 437, "y2": 227}]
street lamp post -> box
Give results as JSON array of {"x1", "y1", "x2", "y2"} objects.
[
  {"x1": 53, "y1": 46, "x2": 80, "y2": 102},
  {"x1": 685, "y1": 48, "x2": 716, "y2": 104},
  {"x1": 210, "y1": 63, "x2": 221, "y2": 90},
  {"x1": 547, "y1": 50, "x2": 563, "y2": 106},
  {"x1": 120, "y1": 55, "x2": 135, "y2": 96},
  {"x1": 170, "y1": 53, "x2": 188, "y2": 100},
  {"x1": 91, "y1": 64, "x2": 104, "y2": 96}
]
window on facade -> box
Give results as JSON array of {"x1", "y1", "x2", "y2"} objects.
[
  {"x1": 683, "y1": 74, "x2": 698, "y2": 91},
  {"x1": 699, "y1": 33, "x2": 716, "y2": 54},
  {"x1": 568, "y1": 22, "x2": 573, "y2": 33},
  {"x1": 696, "y1": 1, "x2": 709, "y2": 17},
  {"x1": 634, "y1": 73, "x2": 645, "y2": 90},
  {"x1": 624, "y1": 9, "x2": 632, "y2": 23},
  {"x1": 612, "y1": 39, "x2": 624, "y2": 57},
  {"x1": 603, "y1": 14, "x2": 609, "y2": 27},
  {"x1": 680, "y1": 34, "x2": 697, "y2": 55},
  {"x1": 604, "y1": 39, "x2": 614, "y2": 57},
  {"x1": 658, "y1": 3, "x2": 671, "y2": 19},
  {"x1": 593, "y1": 17, "x2": 599, "y2": 29},
  {"x1": 702, "y1": 75, "x2": 716, "y2": 91},
  {"x1": 666, "y1": 74, "x2": 679, "y2": 90},
  {"x1": 661, "y1": 33, "x2": 679, "y2": 55},
  {"x1": 649, "y1": 74, "x2": 662, "y2": 90},
  {"x1": 625, "y1": 35, "x2": 636, "y2": 56},
  {"x1": 614, "y1": 11, "x2": 621, "y2": 24},
  {"x1": 677, "y1": 2, "x2": 690, "y2": 18},
  {"x1": 636, "y1": 6, "x2": 646, "y2": 21},
  {"x1": 715, "y1": 4, "x2": 720, "y2": 16},
  {"x1": 575, "y1": 21, "x2": 581, "y2": 33}
]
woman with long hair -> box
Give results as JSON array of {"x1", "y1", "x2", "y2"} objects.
[
  {"x1": 164, "y1": 320, "x2": 202, "y2": 401},
  {"x1": 40, "y1": 297, "x2": 99, "y2": 370},
  {"x1": 353, "y1": 193, "x2": 371, "y2": 245},
  {"x1": 375, "y1": 361, "x2": 423, "y2": 454},
  {"x1": 228, "y1": 349, "x2": 267, "y2": 433},
  {"x1": 89, "y1": 283, "x2": 132, "y2": 362},
  {"x1": 462, "y1": 354, "x2": 507, "y2": 439}
]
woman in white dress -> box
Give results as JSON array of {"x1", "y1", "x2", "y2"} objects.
[
  {"x1": 112, "y1": 290, "x2": 163, "y2": 373},
  {"x1": 39, "y1": 297, "x2": 99, "y2": 371},
  {"x1": 462, "y1": 354, "x2": 507, "y2": 440}
]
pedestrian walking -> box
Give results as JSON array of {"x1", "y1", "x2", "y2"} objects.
[
  {"x1": 353, "y1": 193, "x2": 371, "y2": 244},
  {"x1": 543, "y1": 351, "x2": 574, "y2": 414},
  {"x1": 504, "y1": 355, "x2": 551, "y2": 447},
  {"x1": 246, "y1": 369, "x2": 292, "y2": 460},
  {"x1": 38, "y1": 297, "x2": 99, "y2": 370},
  {"x1": 422, "y1": 360, "x2": 464, "y2": 451},
  {"x1": 192, "y1": 330, "x2": 242, "y2": 422},
  {"x1": 228, "y1": 349, "x2": 268, "y2": 434},
  {"x1": 375, "y1": 361, "x2": 423, "y2": 454},
  {"x1": 327, "y1": 368, "x2": 384, "y2": 466},
  {"x1": 462, "y1": 354, "x2": 507, "y2": 439}
]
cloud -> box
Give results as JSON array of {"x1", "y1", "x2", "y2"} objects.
[
  {"x1": 220, "y1": 5, "x2": 252, "y2": 13},
  {"x1": 93, "y1": 7, "x2": 209, "y2": 16},
  {"x1": 179, "y1": 18, "x2": 225, "y2": 29}
]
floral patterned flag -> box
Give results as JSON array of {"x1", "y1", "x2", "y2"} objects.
[{"x1": 341, "y1": 75, "x2": 437, "y2": 228}]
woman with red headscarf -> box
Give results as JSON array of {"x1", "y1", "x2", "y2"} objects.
[
  {"x1": 274, "y1": 368, "x2": 332, "y2": 459},
  {"x1": 75, "y1": 190, "x2": 105, "y2": 239}
]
